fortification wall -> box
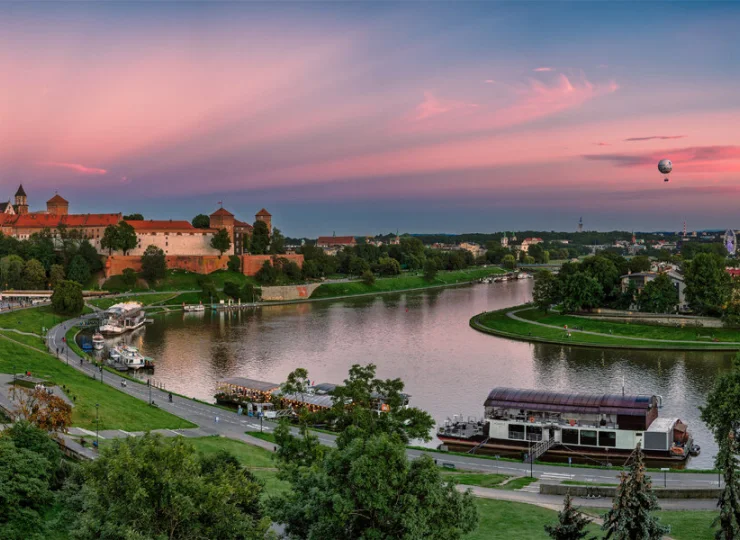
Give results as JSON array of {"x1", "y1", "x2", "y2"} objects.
[
  {"x1": 104, "y1": 253, "x2": 304, "y2": 278},
  {"x1": 260, "y1": 283, "x2": 321, "y2": 301}
]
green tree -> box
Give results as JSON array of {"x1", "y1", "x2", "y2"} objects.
[
  {"x1": 581, "y1": 255, "x2": 621, "y2": 302},
  {"x1": 423, "y1": 258, "x2": 439, "y2": 281},
  {"x1": 121, "y1": 268, "x2": 137, "y2": 289},
  {"x1": 227, "y1": 255, "x2": 241, "y2": 273},
  {"x1": 1, "y1": 254, "x2": 24, "y2": 289},
  {"x1": 561, "y1": 272, "x2": 603, "y2": 313},
  {"x1": 713, "y1": 434, "x2": 740, "y2": 540},
  {"x1": 100, "y1": 224, "x2": 119, "y2": 255},
  {"x1": 197, "y1": 275, "x2": 218, "y2": 303},
  {"x1": 122, "y1": 213, "x2": 144, "y2": 220},
  {"x1": 281, "y1": 367, "x2": 310, "y2": 407},
  {"x1": 602, "y1": 444, "x2": 669, "y2": 540},
  {"x1": 210, "y1": 228, "x2": 232, "y2": 256},
  {"x1": 77, "y1": 240, "x2": 103, "y2": 274},
  {"x1": 302, "y1": 259, "x2": 321, "y2": 280},
  {"x1": 117, "y1": 221, "x2": 138, "y2": 256},
  {"x1": 628, "y1": 255, "x2": 651, "y2": 273},
  {"x1": 69, "y1": 434, "x2": 269, "y2": 540},
  {"x1": 223, "y1": 280, "x2": 241, "y2": 300},
  {"x1": 66, "y1": 255, "x2": 91, "y2": 285},
  {"x1": 241, "y1": 283, "x2": 258, "y2": 303},
  {"x1": 250, "y1": 220, "x2": 270, "y2": 254},
  {"x1": 638, "y1": 273, "x2": 678, "y2": 313},
  {"x1": 361, "y1": 269, "x2": 375, "y2": 286},
  {"x1": 191, "y1": 214, "x2": 211, "y2": 229},
  {"x1": 523, "y1": 255, "x2": 536, "y2": 264},
  {"x1": 533, "y1": 269, "x2": 559, "y2": 312},
  {"x1": 27, "y1": 230, "x2": 57, "y2": 271},
  {"x1": 51, "y1": 280, "x2": 84, "y2": 315},
  {"x1": 22, "y1": 259, "x2": 46, "y2": 289},
  {"x1": 376, "y1": 256, "x2": 401, "y2": 276},
  {"x1": 349, "y1": 256, "x2": 370, "y2": 277},
  {"x1": 269, "y1": 227, "x2": 286, "y2": 254},
  {"x1": 140, "y1": 245, "x2": 166, "y2": 282},
  {"x1": 528, "y1": 243, "x2": 546, "y2": 264},
  {"x1": 545, "y1": 493, "x2": 593, "y2": 540},
  {"x1": 685, "y1": 253, "x2": 731, "y2": 316},
  {"x1": 502, "y1": 254, "x2": 516, "y2": 270},
  {"x1": 255, "y1": 260, "x2": 278, "y2": 285},
  {"x1": 701, "y1": 354, "x2": 740, "y2": 444},
  {"x1": 49, "y1": 264, "x2": 65, "y2": 288}
]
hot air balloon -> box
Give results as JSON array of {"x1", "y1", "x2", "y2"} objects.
[{"x1": 658, "y1": 159, "x2": 672, "y2": 182}]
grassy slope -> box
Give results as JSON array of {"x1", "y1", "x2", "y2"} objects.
[
  {"x1": 102, "y1": 269, "x2": 254, "y2": 293},
  {"x1": 87, "y1": 293, "x2": 178, "y2": 310},
  {"x1": 0, "y1": 336, "x2": 194, "y2": 431},
  {"x1": 474, "y1": 307, "x2": 740, "y2": 350},
  {"x1": 0, "y1": 305, "x2": 72, "y2": 335},
  {"x1": 311, "y1": 267, "x2": 506, "y2": 300}
]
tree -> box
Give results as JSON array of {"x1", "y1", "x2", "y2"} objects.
[
  {"x1": 197, "y1": 275, "x2": 218, "y2": 303},
  {"x1": 100, "y1": 224, "x2": 119, "y2": 255},
  {"x1": 685, "y1": 253, "x2": 731, "y2": 316},
  {"x1": 602, "y1": 444, "x2": 669, "y2": 539},
  {"x1": 140, "y1": 245, "x2": 166, "y2": 282},
  {"x1": 227, "y1": 255, "x2": 241, "y2": 273},
  {"x1": 269, "y1": 227, "x2": 286, "y2": 254},
  {"x1": 70, "y1": 434, "x2": 269, "y2": 540},
  {"x1": 122, "y1": 213, "x2": 144, "y2": 220},
  {"x1": 281, "y1": 367, "x2": 310, "y2": 408},
  {"x1": 638, "y1": 273, "x2": 678, "y2": 313},
  {"x1": 302, "y1": 259, "x2": 321, "y2": 280},
  {"x1": 523, "y1": 255, "x2": 536, "y2": 264},
  {"x1": 121, "y1": 268, "x2": 137, "y2": 288},
  {"x1": 22, "y1": 259, "x2": 46, "y2": 289},
  {"x1": 528, "y1": 244, "x2": 546, "y2": 264},
  {"x1": 533, "y1": 270, "x2": 559, "y2": 312},
  {"x1": 545, "y1": 493, "x2": 593, "y2": 540},
  {"x1": 27, "y1": 230, "x2": 56, "y2": 271},
  {"x1": 210, "y1": 228, "x2": 232, "y2": 256},
  {"x1": 255, "y1": 260, "x2": 278, "y2": 285},
  {"x1": 423, "y1": 258, "x2": 439, "y2": 281},
  {"x1": 701, "y1": 354, "x2": 740, "y2": 445},
  {"x1": 376, "y1": 256, "x2": 401, "y2": 276},
  {"x1": 78, "y1": 239, "x2": 103, "y2": 273},
  {"x1": 713, "y1": 434, "x2": 740, "y2": 539},
  {"x1": 11, "y1": 387, "x2": 72, "y2": 434},
  {"x1": 66, "y1": 255, "x2": 90, "y2": 285},
  {"x1": 191, "y1": 214, "x2": 211, "y2": 229},
  {"x1": 241, "y1": 283, "x2": 258, "y2": 303},
  {"x1": 581, "y1": 255, "x2": 621, "y2": 302},
  {"x1": 117, "y1": 222, "x2": 137, "y2": 255},
  {"x1": 223, "y1": 280, "x2": 241, "y2": 300},
  {"x1": 361, "y1": 269, "x2": 375, "y2": 286},
  {"x1": 0, "y1": 254, "x2": 24, "y2": 289},
  {"x1": 270, "y1": 429, "x2": 478, "y2": 540},
  {"x1": 561, "y1": 273, "x2": 603, "y2": 313},
  {"x1": 628, "y1": 255, "x2": 651, "y2": 273},
  {"x1": 349, "y1": 256, "x2": 370, "y2": 277},
  {"x1": 49, "y1": 264, "x2": 65, "y2": 288},
  {"x1": 51, "y1": 280, "x2": 84, "y2": 315},
  {"x1": 502, "y1": 254, "x2": 516, "y2": 270},
  {"x1": 250, "y1": 220, "x2": 270, "y2": 255}
]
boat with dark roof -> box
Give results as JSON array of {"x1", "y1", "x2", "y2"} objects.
[{"x1": 436, "y1": 388, "x2": 698, "y2": 467}]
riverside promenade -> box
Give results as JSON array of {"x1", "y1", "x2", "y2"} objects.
[{"x1": 43, "y1": 314, "x2": 724, "y2": 496}]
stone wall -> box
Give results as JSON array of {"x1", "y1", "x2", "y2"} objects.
[
  {"x1": 128, "y1": 231, "x2": 218, "y2": 256},
  {"x1": 580, "y1": 308, "x2": 723, "y2": 329},
  {"x1": 260, "y1": 283, "x2": 321, "y2": 302},
  {"x1": 240, "y1": 254, "x2": 304, "y2": 276},
  {"x1": 539, "y1": 482, "x2": 721, "y2": 499}
]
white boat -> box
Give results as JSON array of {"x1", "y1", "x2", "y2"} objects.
[
  {"x1": 110, "y1": 345, "x2": 150, "y2": 370},
  {"x1": 100, "y1": 302, "x2": 146, "y2": 334},
  {"x1": 92, "y1": 333, "x2": 105, "y2": 350},
  {"x1": 183, "y1": 303, "x2": 205, "y2": 312}
]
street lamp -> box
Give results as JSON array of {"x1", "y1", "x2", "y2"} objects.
[
  {"x1": 95, "y1": 403, "x2": 100, "y2": 447},
  {"x1": 660, "y1": 467, "x2": 669, "y2": 488}
]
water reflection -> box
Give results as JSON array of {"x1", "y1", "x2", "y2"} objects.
[{"x1": 134, "y1": 280, "x2": 726, "y2": 467}]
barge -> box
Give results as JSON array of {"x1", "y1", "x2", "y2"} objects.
[
  {"x1": 437, "y1": 388, "x2": 698, "y2": 467},
  {"x1": 100, "y1": 302, "x2": 146, "y2": 334}
]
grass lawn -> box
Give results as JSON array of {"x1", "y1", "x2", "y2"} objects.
[
  {"x1": 87, "y1": 293, "x2": 178, "y2": 310},
  {"x1": 582, "y1": 507, "x2": 717, "y2": 540},
  {"x1": 441, "y1": 471, "x2": 510, "y2": 488},
  {"x1": 0, "y1": 336, "x2": 194, "y2": 431},
  {"x1": 0, "y1": 330, "x2": 45, "y2": 350},
  {"x1": 311, "y1": 267, "x2": 506, "y2": 300},
  {"x1": 0, "y1": 305, "x2": 76, "y2": 335},
  {"x1": 473, "y1": 306, "x2": 740, "y2": 350},
  {"x1": 248, "y1": 431, "x2": 277, "y2": 444}
]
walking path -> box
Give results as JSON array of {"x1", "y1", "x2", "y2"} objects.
[{"x1": 505, "y1": 307, "x2": 740, "y2": 348}]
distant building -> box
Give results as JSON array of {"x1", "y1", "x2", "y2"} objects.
[
  {"x1": 459, "y1": 242, "x2": 485, "y2": 257},
  {"x1": 578, "y1": 217, "x2": 583, "y2": 233},
  {"x1": 209, "y1": 207, "x2": 270, "y2": 255},
  {"x1": 519, "y1": 237, "x2": 543, "y2": 253},
  {"x1": 316, "y1": 236, "x2": 357, "y2": 249},
  {"x1": 500, "y1": 232, "x2": 508, "y2": 247},
  {"x1": 126, "y1": 220, "x2": 218, "y2": 256},
  {"x1": 0, "y1": 212, "x2": 122, "y2": 248},
  {"x1": 620, "y1": 271, "x2": 686, "y2": 311}
]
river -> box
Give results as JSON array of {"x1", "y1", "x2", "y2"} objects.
[{"x1": 114, "y1": 280, "x2": 731, "y2": 468}]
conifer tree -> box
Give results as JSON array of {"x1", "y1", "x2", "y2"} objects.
[
  {"x1": 714, "y1": 434, "x2": 740, "y2": 539},
  {"x1": 602, "y1": 443, "x2": 669, "y2": 539},
  {"x1": 545, "y1": 492, "x2": 593, "y2": 540}
]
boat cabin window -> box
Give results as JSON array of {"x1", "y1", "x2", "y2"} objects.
[
  {"x1": 508, "y1": 424, "x2": 525, "y2": 440},
  {"x1": 562, "y1": 429, "x2": 579, "y2": 445},
  {"x1": 580, "y1": 430, "x2": 597, "y2": 446},
  {"x1": 526, "y1": 426, "x2": 542, "y2": 442},
  {"x1": 598, "y1": 431, "x2": 616, "y2": 447}
]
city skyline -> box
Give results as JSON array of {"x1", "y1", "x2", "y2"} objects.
[{"x1": 2, "y1": 2, "x2": 740, "y2": 235}]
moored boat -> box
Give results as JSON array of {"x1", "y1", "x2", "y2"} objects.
[
  {"x1": 109, "y1": 345, "x2": 153, "y2": 370},
  {"x1": 92, "y1": 332, "x2": 105, "y2": 350},
  {"x1": 100, "y1": 302, "x2": 146, "y2": 334},
  {"x1": 183, "y1": 303, "x2": 205, "y2": 312},
  {"x1": 436, "y1": 387, "x2": 697, "y2": 467}
]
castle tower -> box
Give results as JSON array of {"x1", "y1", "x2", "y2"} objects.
[
  {"x1": 255, "y1": 208, "x2": 272, "y2": 232},
  {"x1": 14, "y1": 185, "x2": 28, "y2": 215},
  {"x1": 46, "y1": 193, "x2": 69, "y2": 215},
  {"x1": 577, "y1": 216, "x2": 583, "y2": 233},
  {"x1": 501, "y1": 232, "x2": 508, "y2": 247}
]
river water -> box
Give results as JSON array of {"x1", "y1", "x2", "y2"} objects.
[{"x1": 117, "y1": 280, "x2": 730, "y2": 468}]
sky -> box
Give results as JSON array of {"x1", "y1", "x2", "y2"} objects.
[{"x1": 2, "y1": 2, "x2": 740, "y2": 237}]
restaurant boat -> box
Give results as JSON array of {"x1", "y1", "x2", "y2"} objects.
[
  {"x1": 436, "y1": 388, "x2": 698, "y2": 467},
  {"x1": 92, "y1": 332, "x2": 105, "y2": 350},
  {"x1": 109, "y1": 345, "x2": 154, "y2": 371},
  {"x1": 99, "y1": 302, "x2": 146, "y2": 334}
]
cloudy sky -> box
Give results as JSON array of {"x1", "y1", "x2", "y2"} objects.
[{"x1": 2, "y1": 2, "x2": 740, "y2": 236}]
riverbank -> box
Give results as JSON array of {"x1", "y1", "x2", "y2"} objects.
[{"x1": 471, "y1": 305, "x2": 740, "y2": 351}]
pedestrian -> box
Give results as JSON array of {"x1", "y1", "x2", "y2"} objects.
[
  {"x1": 215, "y1": 416, "x2": 219, "y2": 424},
  {"x1": 168, "y1": 392, "x2": 173, "y2": 403},
  {"x1": 237, "y1": 405, "x2": 243, "y2": 416}
]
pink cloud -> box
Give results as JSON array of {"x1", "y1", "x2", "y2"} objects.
[
  {"x1": 484, "y1": 79, "x2": 495, "y2": 84},
  {"x1": 533, "y1": 67, "x2": 554, "y2": 72},
  {"x1": 595, "y1": 142, "x2": 611, "y2": 146},
  {"x1": 38, "y1": 162, "x2": 107, "y2": 175},
  {"x1": 624, "y1": 135, "x2": 687, "y2": 142},
  {"x1": 413, "y1": 91, "x2": 478, "y2": 121}
]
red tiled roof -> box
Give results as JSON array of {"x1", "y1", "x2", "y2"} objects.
[
  {"x1": 126, "y1": 220, "x2": 215, "y2": 233},
  {"x1": 256, "y1": 208, "x2": 271, "y2": 216},
  {"x1": 47, "y1": 194, "x2": 69, "y2": 204},
  {"x1": 12, "y1": 213, "x2": 121, "y2": 228},
  {"x1": 234, "y1": 219, "x2": 253, "y2": 230},
  {"x1": 317, "y1": 236, "x2": 356, "y2": 246},
  {"x1": 210, "y1": 208, "x2": 234, "y2": 217}
]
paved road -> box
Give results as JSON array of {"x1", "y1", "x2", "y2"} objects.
[{"x1": 41, "y1": 315, "x2": 724, "y2": 491}]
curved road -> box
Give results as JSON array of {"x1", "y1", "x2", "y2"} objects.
[{"x1": 43, "y1": 314, "x2": 723, "y2": 492}]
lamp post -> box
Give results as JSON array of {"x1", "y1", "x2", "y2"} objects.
[
  {"x1": 95, "y1": 403, "x2": 100, "y2": 447},
  {"x1": 148, "y1": 378, "x2": 152, "y2": 404},
  {"x1": 660, "y1": 467, "x2": 669, "y2": 488}
]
